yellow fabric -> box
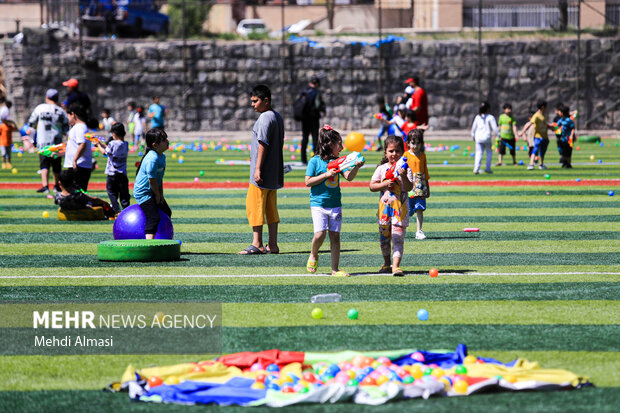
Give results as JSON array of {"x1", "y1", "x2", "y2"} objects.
[
  {"x1": 457, "y1": 358, "x2": 588, "y2": 386},
  {"x1": 246, "y1": 183, "x2": 279, "y2": 227},
  {"x1": 405, "y1": 151, "x2": 429, "y2": 179},
  {"x1": 57, "y1": 206, "x2": 105, "y2": 221},
  {"x1": 531, "y1": 111, "x2": 548, "y2": 139}
]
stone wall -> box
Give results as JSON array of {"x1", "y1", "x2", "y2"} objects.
[{"x1": 2, "y1": 29, "x2": 619, "y2": 131}]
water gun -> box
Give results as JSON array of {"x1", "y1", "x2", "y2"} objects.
[
  {"x1": 327, "y1": 152, "x2": 365, "y2": 173},
  {"x1": 38, "y1": 143, "x2": 66, "y2": 158},
  {"x1": 84, "y1": 133, "x2": 107, "y2": 144},
  {"x1": 373, "y1": 113, "x2": 385, "y2": 120},
  {"x1": 551, "y1": 122, "x2": 562, "y2": 136},
  {"x1": 384, "y1": 156, "x2": 408, "y2": 182}
]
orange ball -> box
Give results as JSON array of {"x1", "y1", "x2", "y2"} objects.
[
  {"x1": 429, "y1": 268, "x2": 438, "y2": 278},
  {"x1": 147, "y1": 376, "x2": 163, "y2": 388},
  {"x1": 361, "y1": 376, "x2": 376, "y2": 386}
]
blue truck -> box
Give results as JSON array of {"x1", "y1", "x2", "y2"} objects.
[{"x1": 80, "y1": 0, "x2": 170, "y2": 37}]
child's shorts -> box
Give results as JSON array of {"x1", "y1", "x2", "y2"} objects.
[
  {"x1": 311, "y1": 206, "x2": 342, "y2": 233},
  {"x1": 532, "y1": 137, "x2": 548, "y2": 156},
  {"x1": 1, "y1": 146, "x2": 10, "y2": 157},
  {"x1": 499, "y1": 138, "x2": 516, "y2": 156},
  {"x1": 409, "y1": 197, "x2": 426, "y2": 215}
]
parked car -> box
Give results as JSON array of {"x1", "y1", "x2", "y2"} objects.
[
  {"x1": 236, "y1": 19, "x2": 268, "y2": 37},
  {"x1": 79, "y1": 0, "x2": 169, "y2": 37}
]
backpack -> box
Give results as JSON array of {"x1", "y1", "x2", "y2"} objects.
[{"x1": 293, "y1": 92, "x2": 308, "y2": 121}]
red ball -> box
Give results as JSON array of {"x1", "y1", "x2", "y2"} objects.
[
  {"x1": 256, "y1": 373, "x2": 267, "y2": 383},
  {"x1": 302, "y1": 372, "x2": 317, "y2": 383},
  {"x1": 148, "y1": 376, "x2": 163, "y2": 388},
  {"x1": 361, "y1": 376, "x2": 376, "y2": 386},
  {"x1": 429, "y1": 268, "x2": 438, "y2": 278},
  {"x1": 281, "y1": 386, "x2": 295, "y2": 393}
]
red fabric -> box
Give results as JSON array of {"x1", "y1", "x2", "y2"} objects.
[
  {"x1": 411, "y1": 87, "x2": 428, "y2": 126},
  {"x1": 217, "y1": 349, "x2": 305, "y2": 368},
  {"x1": 401, "y1": 122, "x2": 416, "y2": 136}
]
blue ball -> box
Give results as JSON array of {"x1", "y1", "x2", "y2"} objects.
[
  {"x1": 443, "y1": 160, "x2": 448, "y2": 165},
  {"x1": 609, "y1": 191, "x2": 615, "y2": 197},
  {"x1": 265, "y1": 363, "x2": 280, "y2": 372},
  {"x1": 362, "y1": 367, "x2": 374, "y2": 375},
  {"x1": 325, "y1": 364, "x2": 340, "y2": 376},
  {"x1": 113, "y1": 204, "x2": 173, "y2": 240},
  {"x1": 417, "y1": 309, "x2": 429, "y2": 321},
  {"x1": 179, "y1": 158, "x2": 184, "y2": 164},
  {"x1": 598, "y1": 159, "x2": 603, "y2": 164},
  {"x1": 518, "y1": 160, "x2": 524, "y2": 165},
  {"x1": 600, "y1": 142, "x2": 604, "y2": 147},
  {"x1": 267, "y1": 382, "x2": 280, "y2": 391},
  {"x1": 576, "y1": 178, "x2": 581, "y2": 182},
  {"x1": 470, "y1": 153, "x2": 475, "y2": 157}
]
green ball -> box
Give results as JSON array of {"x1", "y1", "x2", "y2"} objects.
[
  {"x1": 311, "y1": 308, "x2": 323, "y2": 319},
  {"x1": 544, "y1": 174, "x2": 550, "y2": 179},
  {"x1": 424, "y1": 367, "x2": 433, "y2": 376},
  {"x1": 455, "y1": 365, "x2": 468, "y2": 375},
  {"x1": 298, "y1": 387, "x2": 309, "y2": 393},
  {"x1": 403, "y1": 376, "x2": 414, "y2": 384},
  {"x1": 346, "y1": 379, "x2": 359, "y2": 386},
  {"x1": 199, "y1": 170, "x2": 205, "y2": 176},
  {"x1": 347, "y1": 308, "x2": 358, "y2": 320}
]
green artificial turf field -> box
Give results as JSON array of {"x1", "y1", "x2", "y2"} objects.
[{"x1": 0, "y1": 136, "x2": 619, "y2": 411}]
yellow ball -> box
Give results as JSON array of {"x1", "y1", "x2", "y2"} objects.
[
  {"x1": 251, "y1": 382, "x2": 265, "y2": 389},
  {"x1": 409, "y1": 364, "x2": 424, "y2": 379},
  {"x1": 376, "y1": 375, "x2": 389, "y2": 385},
  {"x1": 463, "y1": 355, "x2": 477, "y2": 364},
  {"x1": 590, "y1": 155, "x2": 595, "y2": 161},
  {"x1": 505, "y1": 375, "x2": 518, "y2": 383},
  {"x1": 172, "y1": 153, "x2": 177, "y2": 159},
  {"x1": 344, "y1": 132, "x2": 366, "y2": 152},
  {"x1": 11, "y1": 168, "x2": 18, "y2": 174},
  {"x1": 42, "y1": 211, "x2": 50, "y2": 218},
  {"x1": 17, "y1": 152, "x2": 23, "y2": 158},
  {"x1": 164, "y1": 375, "x2": 180, "y2": 385},
  {"x1": 431, "y1": 368, "x2": 444, "y2": 378},
  {"x1": 453, "y1": 380, "x2": 468, "y2": 394}
]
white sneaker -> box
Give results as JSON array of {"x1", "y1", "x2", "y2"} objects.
[
  {"x1": 415, "y1": 230, "x2": 426, "y2": 240},
  {"x1": 539, "y1": 164, "x2": 547, "y2": 170},
  {"x1": 527, "y1": 165, "x2": 534, "y2": 170}
]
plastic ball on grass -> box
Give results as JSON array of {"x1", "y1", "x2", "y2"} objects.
[
  {"x1": 311, "y1": 308, "x2": 323, "y2": 319},
  {"x1": 443, "y1": 160, "x2": 448, "y2": 165},
  {"x1": 417, "y1": 309, "x2": 429, "y2": 321},
  {"x1": 453, "y1": 380, "x2": 468, "y2": 394},
  {"x1": 518, "y1": 160, "x2": 524, "y2": 165},
  {"x1": 199, "y1": 170, "x2": 205, "y2": 176},
  {"x1": 11, "y1": 168, "x2": 18, "y2": 174},
  {"x1": 179, "y1": 158, "x2": 184, "y2": 164},
  {"x1": 544, "y1": 174, "x2": 550, "y2": 179},
  {"x1": 429, "y1": 268, "x2": 438, "y2": 278},
  {"x1": 42, "y1": 211, "x2": 50, "y2": 218},
  {"x1": 172, "y1": 153, "x2": 177, "y2": 159},
  {"x1": 347, "y1": 308, "x2": 358, "y2": 320},
  {"x1": 291, "y1": 155, "x2": 296, "y2": 160},
  {"x1": 194, "y1": 177, "x2": 199, "y2": 183},
  {"x1": 576, "y1": 178, "x2": 581, "y2": 182},
  {"x1": 609, "y1": 191, "x2": 615, "y2": 197},
  {"x1": 147, "y1": 376, "x2": 163, "y2": 388},
  {"x1": 590, "y1": 155, "x2": 595, "y2": 161},
  {"x1": 598, "y1": 159, "x2": 603, "y2": 164}
]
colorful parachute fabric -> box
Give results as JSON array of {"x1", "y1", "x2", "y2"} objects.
[{"x1": 110, "y1": 344, "x2": 591, "y2": 407}]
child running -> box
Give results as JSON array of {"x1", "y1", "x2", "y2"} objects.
[
  {"x1": 370, "y1": 135, "x2": 413, "y2": 276},
  {"x1": 305, "y1": 125, "x2": 364, "y2": 277},
  {"x1": 406, "y1": 129, "x2": 430, "y2": 240},
  {"x1": 134, "y1": 128, "x2": 171, "y2": 239},
  {"x1": 95, "y1": 122, "x2": 130, "y2": 215}
]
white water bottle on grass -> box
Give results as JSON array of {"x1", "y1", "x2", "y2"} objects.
[{"x1": 311, "y1": 293, "x2": 341, "y2": 303}]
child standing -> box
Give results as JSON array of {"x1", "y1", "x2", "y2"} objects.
[
  {"x1": 523, "y1": 100, "x2": 552, "y2": 170},
  {"x1": 101, "y1": 108, "x2": 115, "y2": 134},
  {"x1": 132, "y1": 106, "x2": 145, "y2": 147},
  {"x1": 470, "y1": 101, "x2": 498, "y2": 174},
  {"x1": 134, "y1": 128, "x2": 171, "y2": 239},
  {"x1": 557, "y1": 105, "x2": 576, "y2": 168},
  {"x1": 370, "y1": 135, "x2": 413, "y2": 276},
  {"x1": 95, "y1": 122, "x2": 130, "y2": 214},
  {"x1": 497, "y1": 103, "x2": 518, "y2": 166},
  {"x1": 305, "y1": 125, "x2": 364, "y2": 277},
  {"x1": 406, "y1": 129, "x2": 430, "y2": 240},
  {"x1": 64, "y1": 103, "x2": 93, "y2": 191},
  {"x1": 0, "y1": 118, "x2": 16, "y2": 169},
  {"x1": 520, "y1": 110, "x2": 536, "y2": 160}
]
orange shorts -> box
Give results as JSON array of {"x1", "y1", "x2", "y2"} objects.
[{"x1": 246, "y1": 183, "x2": 280, "y2": 227}]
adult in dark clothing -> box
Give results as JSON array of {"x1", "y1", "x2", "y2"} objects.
[
  {"x1": 299, "y1": 75, "x2": 326, "y2": 165},
  {"x1": 62, "y1": 78, "x2": 98, "y2": 129}
]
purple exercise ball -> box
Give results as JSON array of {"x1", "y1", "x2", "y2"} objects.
[{"x1": 113, "y1": 204, "x2": 174, "y2": 240}]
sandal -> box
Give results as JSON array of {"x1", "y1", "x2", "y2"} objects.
[
  {"x1": 332, "y1": 271, "x2": 350, "y2": 277},
  {"x1": 306, "y1": 256, "x2": 318, "y2": 273},
  {"x1": 379, "y1": 265, "x2": 392, "y2": 274},
  {"x1": 238, "y1": 245, "x2": 264, "y2": 255},
  {"x1": 392, "y1": 267, "x2": 404, "y2": 277}
]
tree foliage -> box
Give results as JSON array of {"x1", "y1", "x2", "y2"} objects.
[{"x1": 167, "y1": 0, "x2": 211, "y2": 38}]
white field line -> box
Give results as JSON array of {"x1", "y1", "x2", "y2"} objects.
[{"x1": 1, "y1": 272, "x2": 620, "y2": 279}]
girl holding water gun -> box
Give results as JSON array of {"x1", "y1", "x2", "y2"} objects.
[
  {"x1": 305, "y1": 125, "x2": 365, "y2": 277},
  {"x1": 370, "y1": 135, "x2": 413, "y2": 276}
]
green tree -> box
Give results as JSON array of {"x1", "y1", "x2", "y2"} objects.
[{"x1": 167, "y1": 0, "x2": 211, "y2": 38}]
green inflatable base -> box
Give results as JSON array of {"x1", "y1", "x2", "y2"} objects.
[
  {"x1": 97, "y1": 240, "x2": 181, "y2": 262},
  {"x1": 578, "y1": 135, "x2": 601, "y2": 143}
]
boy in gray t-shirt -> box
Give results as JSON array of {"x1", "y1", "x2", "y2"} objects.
[{"x1": 240, "y1": 85, "x2": 285, "y2": 255}]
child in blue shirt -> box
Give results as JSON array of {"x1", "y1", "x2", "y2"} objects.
[
  {"x1": 557, "y1": 105, "x2": 576, "y2": 168},
  {"x1": 95, "y1": 122, "x2": 130, "y2": 214},
  {"x1": 134, "y1": 128, "x2": 170, "y2": 239},
  {"x1": 305, "y1": 125, "x2": 364, "y2": 277}
]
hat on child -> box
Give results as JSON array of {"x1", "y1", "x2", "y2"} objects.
[
  {"x1": 46, "y1": 89, "x2": 59, "y2": 100},
  {"x1": 62, "y1": 78, "x2": 79, "y2": 88}
]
